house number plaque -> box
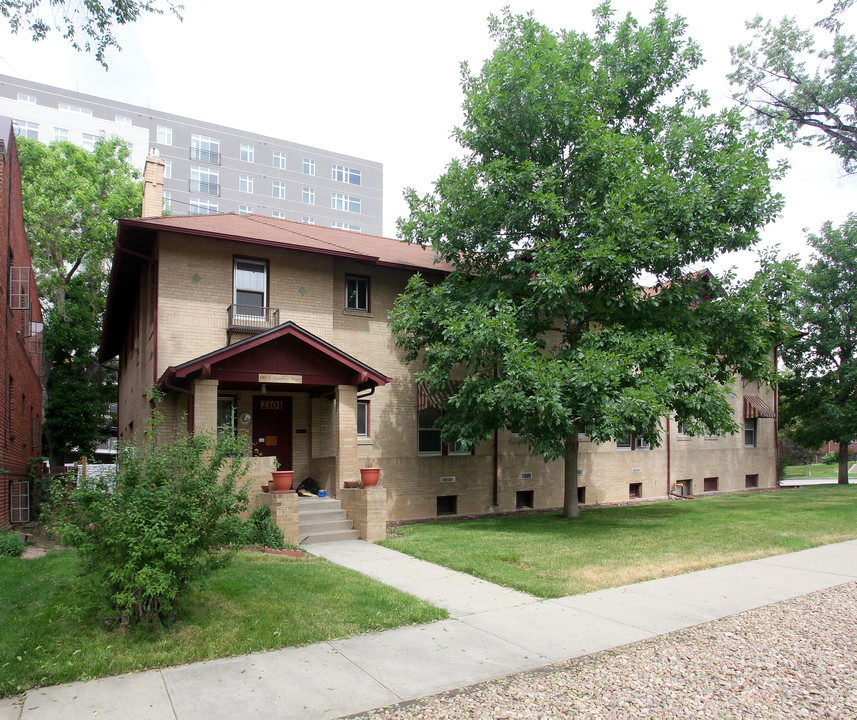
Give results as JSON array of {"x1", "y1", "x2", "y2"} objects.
[
  {"x1": 259, "y1": 400, "x2": 284, "y2": 410},
  {"x1": 258, "y1": 374, "x2": 302, "y2": 384}
]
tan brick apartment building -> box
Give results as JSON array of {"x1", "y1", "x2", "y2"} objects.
[
  {"x1": 99, "y1": 203, "x2": 778, "y2": 529},
  {"x1": 0, "y1": 117, "x2": 44, "y2": 526}
]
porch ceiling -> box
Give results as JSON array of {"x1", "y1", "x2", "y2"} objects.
[{"x1": 157, "y1": 321, "x2": 392, "y2": 393}]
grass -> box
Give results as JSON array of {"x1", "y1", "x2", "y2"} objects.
[
  {"x1": 382, "y1": 486, "x2": 857, "y2": 599},
  {"x1": 782, "y1": 463, "x2": 850, "y2": 479},
  {"x1": 0, "y1": 551, "x2": 446, "y2": 697}
]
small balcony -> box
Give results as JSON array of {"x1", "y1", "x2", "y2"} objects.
[
  {"x1": 189, "y1": 179, "x2": 220, "y2": 196},
  {"x1": 190, "y1": 147, "x2": 221, "y2": 164},
  {"x1": 227, "y1": 304, "x2": 280, "y2": 335}
]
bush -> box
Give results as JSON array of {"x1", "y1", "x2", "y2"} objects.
[
  {"x1": 50, "y1": 409, "x2": 251, "y2": 630},
  {"x1": 243, "y1": 504, "x2": 285, "y2": 549},
  {"x1": 0, "y1": 531, "x2": 24, "y2": 557},
  {"x1": 821, "y1": 451, "x2": 838, "y2": 465}
]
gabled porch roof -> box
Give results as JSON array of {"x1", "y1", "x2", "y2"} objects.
[{"x1": 157, "y1": 321, "x2": 392, "y2": 394}]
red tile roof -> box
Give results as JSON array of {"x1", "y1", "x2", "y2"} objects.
[
  {"x1": 100, "y1": 213, "x2": 451, "y2": 362},
  {"x1": 119, "y1": 213, "x2": 455, "y2": 273}
]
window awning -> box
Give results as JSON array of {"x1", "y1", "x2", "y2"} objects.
[
  {"x1": 744, "y1": 395, "x2": 776, "y2": 419},
  {"x1": 417, "y1": 381, "x2": 456, "y2": 411}
]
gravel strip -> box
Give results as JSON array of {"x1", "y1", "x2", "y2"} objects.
[{"x1": 347, "y1": 582, "x2": 857, "y2": 720}]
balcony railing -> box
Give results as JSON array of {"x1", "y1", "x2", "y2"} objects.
[
  {"x1": 227, "y1": 304, "x2": 280, "y2": 333},
  {"x1": 190, "y1": 147, "x2": 221, "y2": 164},
  {"x1": 189, "y1": 179, "x2": 220, "y2": 196}
]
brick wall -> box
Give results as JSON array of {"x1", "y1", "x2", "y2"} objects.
[
  {"x1": 0, "y1": 124, "x2": 44, "y2": 526},
  {"x1": 121, "y1": 227, "x2": 780, "y2": 525}
]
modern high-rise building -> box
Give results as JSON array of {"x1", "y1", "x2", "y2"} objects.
[{"x1": 0, "y1": 75, "x2": 383, "y2": 235}]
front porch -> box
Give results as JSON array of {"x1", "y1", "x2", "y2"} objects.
[{"x1": 156, "y1": 321, "x2": 392, "y2": 542}]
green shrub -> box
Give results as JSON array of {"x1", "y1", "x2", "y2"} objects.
[
  {"x1": 0, "y1": 531, "x2": 24, "y2": 557},
  {"x1": 50, "y1": 409, "x2": 252, "y2": 630},
  {"x1": 821, "y1": 451, "x2": 838, "y2": 465},
  {"x1": 243, "y1": 504, "x2": 285, "y2": 549}
]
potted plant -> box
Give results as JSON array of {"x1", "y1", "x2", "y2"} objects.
[
  {"x1": 270, "y1": 458, "x2": 294, "y2": 492},
  {"x1": 359, "y1": 467, "x2": 380, "y2": 487}
]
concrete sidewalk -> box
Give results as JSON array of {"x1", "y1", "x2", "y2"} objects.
[{"x1": 4, "y1": 539, "x2": 856, "y2": 720}]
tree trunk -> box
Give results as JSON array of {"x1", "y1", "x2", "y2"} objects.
[
  {"x1": 838, "y1": 441, "x2": 850, "y2": 485},
  {"x1": 563, "y1": 430, "x2": 580, "y2": 519}
]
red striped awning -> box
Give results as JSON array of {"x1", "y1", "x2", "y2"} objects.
[
  {"x1": 744, "y1": 395, "x2": 776, "y2": 419},
  {"x1": 417, "y1": 381, "x2": 456, "y2": 411}
]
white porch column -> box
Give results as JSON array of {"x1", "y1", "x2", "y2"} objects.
[
  {"x1": 192, "y1": 378, "x2": 219, "y2": 435},
  {"x1": 334, "y1": 384, "x2": 358, "y2": 487}
]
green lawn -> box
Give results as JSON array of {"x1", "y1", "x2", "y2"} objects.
[
  {"x1": 782, "y1": 463, "x2": 849, "y2": 478},
  {"x1": 382, "y1": 486, "x2": 857, "y2": 598},
  {"x1": 0, "y1": 551, "x2": 445, "y2": 697}
]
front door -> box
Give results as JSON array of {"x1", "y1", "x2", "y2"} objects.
[{"x1": 252, "y1": 395, "x2": 293, "y2": 471}]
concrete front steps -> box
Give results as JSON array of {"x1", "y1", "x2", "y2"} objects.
[{"x1": 298, "y1": 497, "x2": 359, "y2": 544}]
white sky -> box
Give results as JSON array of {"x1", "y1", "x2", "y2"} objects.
[{"x1": 0, "y1": 0, "x2": 852, "y2": 278}]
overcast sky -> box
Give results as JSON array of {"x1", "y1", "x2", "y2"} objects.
[{"x1": 0, "y1": 0, "x2": 852, "y2": 278}]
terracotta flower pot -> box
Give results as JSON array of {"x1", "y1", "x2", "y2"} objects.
[
  {"x1": 271, "y1": 470, "x2": 294, "y2": 492},
  {"x1": 359, "y1": 467, "x2": 380, "y2": 487}
]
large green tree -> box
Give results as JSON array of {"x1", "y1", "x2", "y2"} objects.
[
  {"x1": 1, "y1": 0, "x2": 182, "y2": 65},
  {"x1": 779, "y1": 215, "x2": 857, "y2": 484},
  {"x1": 729, "y1": 0, "x2": 857, "y2": 171},
  {"x1": 389, "y1": 3, "x2": 786, "y2": 518},
  {"x1": 17, "y1": 136, "x2": 142, "y2": 463}
]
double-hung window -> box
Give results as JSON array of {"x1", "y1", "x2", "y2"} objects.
[
  {"x1": 217, "y1": 397, "x2": 236, "y2": 439},
  {"x1": 744, "y1": 418, "x2": 757, "y2": 447},
  {"x1": 357, "y1": 401, "x2": 370, "y2": 438},
  {"x1": 345, "y1": 275, "x2": 369, "y2": 312},
  {"x1": 234, "y1": 259, "x2": 267, "y2": 318},
  {"x1": 418, "y1": 408, "x2": 442, "y2": 454}
]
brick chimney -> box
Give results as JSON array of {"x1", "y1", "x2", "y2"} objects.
[{"x1": 141, "y1": 153, "x2": 165, "y2": 218}]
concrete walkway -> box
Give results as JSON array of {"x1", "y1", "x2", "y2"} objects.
[{"x1": 3, "y1": 539, "x2": 856, "y2": 720}]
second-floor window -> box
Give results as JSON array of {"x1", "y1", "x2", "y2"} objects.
[
  {"x1": 345, "y1": 275, "x2": 369, "y2": 312},
  {"x1": 234, "y1": 259, "x2": 267, "y2": 317}
]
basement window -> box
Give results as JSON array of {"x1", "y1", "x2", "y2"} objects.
[
  {"x1": 745, "y1": 474, "x2": 759, "y2": 489},
  {"x1": 516, "y1": 490, "x2": 534, "y2": 509},
  {"x1": 437, "y1": 495, "x2": 457, "y2": 516},
  {"x1": 703, "y1": 477, "x2": 719, "y2": 492},
  {"x1": 577, "y1": 486, "x2": 586, "y2": 504},
  {"x1": 629, "y1": 482, "x2": 642, "y2": 499}
]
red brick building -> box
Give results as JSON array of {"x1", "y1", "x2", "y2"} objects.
[{"x1": 0, "y1": 117, "x2": 44, "y2": 526}]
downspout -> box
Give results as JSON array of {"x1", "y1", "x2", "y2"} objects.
[
  {"x1": 492, "y1": 364, "x2": 499, "y2": 507},
  {"x1": 773, "y1": 346, "x2": 780, "y2": 486},
  {"x1": 493, "y1": 429, "x2": 499, "y2": 507},
  {"x1": 666, "y1": 417, "x2": 671, "y2": 497}
]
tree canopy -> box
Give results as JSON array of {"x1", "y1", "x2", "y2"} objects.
[
  {"x1": 779, "y1": 215, "x2": 857, "y2": 484},
  {"x1": 1, "y1": 0, "x2": 182, "y2": 66},
  {"x1": 389, "y1": 3, "x2": 787, "y2": 518},
  {"x1": 729, "y1": 0, "x2": 857, "y2": 172},
  {"x1": 17, "y1": 136, "x2": 142, "y2": 461}
]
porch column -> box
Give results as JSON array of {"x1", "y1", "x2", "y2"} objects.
[
  {"x1": 334, "y1": 384, "x2": 358, "y2": 487},
  {"x1": 192, "y1": 378, "x2": 219, "y2": 435}
]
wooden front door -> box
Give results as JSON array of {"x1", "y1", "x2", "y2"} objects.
[{"x1": 252, "y1": 396, "x2": 293, "y2": 471}]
